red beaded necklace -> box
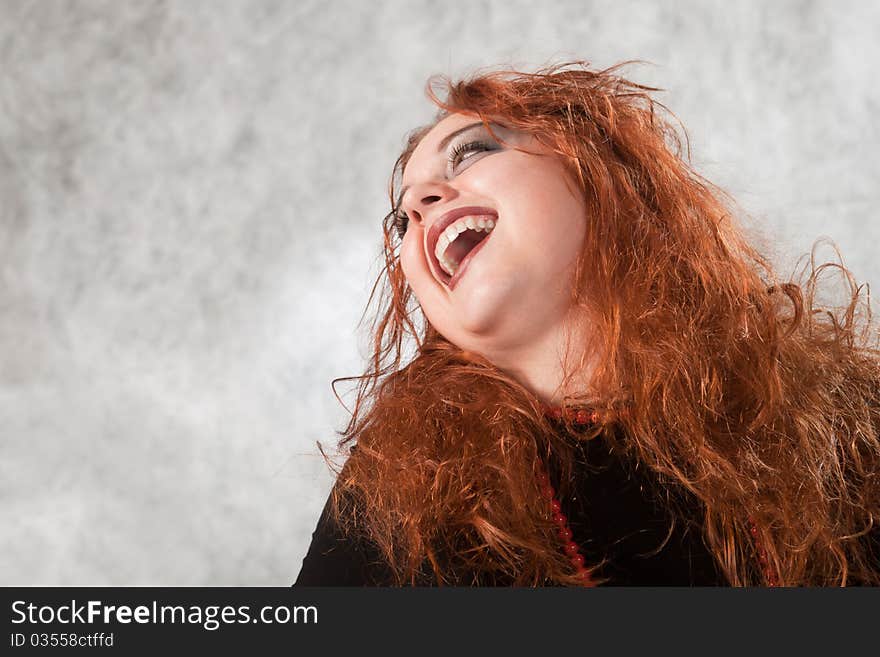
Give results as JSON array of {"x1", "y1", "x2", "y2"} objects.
[{"x1": 538, "y1": 403, "x2": 779, "y2": 587}]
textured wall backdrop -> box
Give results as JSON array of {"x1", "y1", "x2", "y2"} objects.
[{"x1": 1, "y1": 0, "x2": 878, "y2": 584}]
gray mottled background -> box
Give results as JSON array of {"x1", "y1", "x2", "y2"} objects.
[{"x1": 1, "y1": 0, "x2": 877, "y2": 585}]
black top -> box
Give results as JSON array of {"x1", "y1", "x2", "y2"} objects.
[{"x1": 294, "y1": 424, "x2": 727, "y2": 586}]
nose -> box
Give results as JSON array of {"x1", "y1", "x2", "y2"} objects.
[{"x1": 401, "y1": 180, "x2": 457, "y2": 228}]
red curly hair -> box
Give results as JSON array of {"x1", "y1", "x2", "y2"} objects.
[{"x1": 324, "y1": 61, "x2": 880, "y2": 586}]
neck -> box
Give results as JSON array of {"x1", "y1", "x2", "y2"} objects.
[{"x1": 478, "y1": 316, "x2": 598, "y2": 406}]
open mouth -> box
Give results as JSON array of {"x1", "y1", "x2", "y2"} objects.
[{"x1": 432, "y1": 215, "x2": 496, "y2": 288}]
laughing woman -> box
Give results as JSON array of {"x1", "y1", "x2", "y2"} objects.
[{"x1": 294, "y1": 62, "x2": 880, "y2": 587}]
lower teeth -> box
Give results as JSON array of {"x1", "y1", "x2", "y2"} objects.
[
  {"x1": 441, "y1": 260, "x2": 459, "y2": 276},
  {"x1": 439, "y1": 224, "x2": 494, "y2": 278}
]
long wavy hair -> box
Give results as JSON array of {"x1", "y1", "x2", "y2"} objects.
[{"x1": 323, "y1": 61, "x2": 880, "y2": 586}]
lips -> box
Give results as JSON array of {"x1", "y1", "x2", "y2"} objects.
[{"x1": 426, "y1": 205, "x2": 498, "y2": 288}]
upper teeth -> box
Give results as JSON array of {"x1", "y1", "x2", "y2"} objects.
[{"x1": 434, "y1": 215, "x2": 496, "y2": 276}]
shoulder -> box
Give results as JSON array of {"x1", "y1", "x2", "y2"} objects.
[{"x1": 293, "y1": 474, "x2": 397, "y2": 586}]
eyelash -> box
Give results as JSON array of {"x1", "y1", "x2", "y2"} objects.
[
  {"x1": 392, "y1": 139, "x2": 497, "y2": 239},
  {"x1": 448, "y1": 139, "x2": 495, "y2": 169},
  {"x1": 392, "y1": 207, "x2": 409, "y2": 240}
]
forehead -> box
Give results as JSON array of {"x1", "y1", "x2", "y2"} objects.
[{"x1": 413, "y1": 113, "x2": 482, "y2": 156}]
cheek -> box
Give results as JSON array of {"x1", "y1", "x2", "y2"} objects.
[
  {"x1": 399, "y1": 235, "x2": 451, "y2": 332},
  {"x1": 504, "y1": 167, "x2": 586, "y2": 258},
  {"x1": 482, "y1": 152, "x2": 585, "y2": 228},
  {"x1": 399, "y1": 232, "x2": 429, "y2": 289}
]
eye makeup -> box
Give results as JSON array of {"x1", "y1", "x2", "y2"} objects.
[
  {"x1": 393, "y1": 122, "x2": 510, "y2": 238},
  {"x1": 448, "y1": 139, "x2": 499, "y2": 170}
]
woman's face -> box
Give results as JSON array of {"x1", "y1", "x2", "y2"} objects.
[{"x1": 398, "y1": 112, "x2": 588, "y2": 360}]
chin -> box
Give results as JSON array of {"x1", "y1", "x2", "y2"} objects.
[{"x1": 444, "y1": 296, "x2": 502, "y2": 335}]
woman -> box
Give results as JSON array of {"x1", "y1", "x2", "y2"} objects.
[{"x1": 295, "y1": 61, "x2": 880, "y2": 587}]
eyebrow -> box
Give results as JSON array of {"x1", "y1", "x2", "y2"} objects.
[{"x1": 396, "y1": 121, "x2": 487, "y2": 208}]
